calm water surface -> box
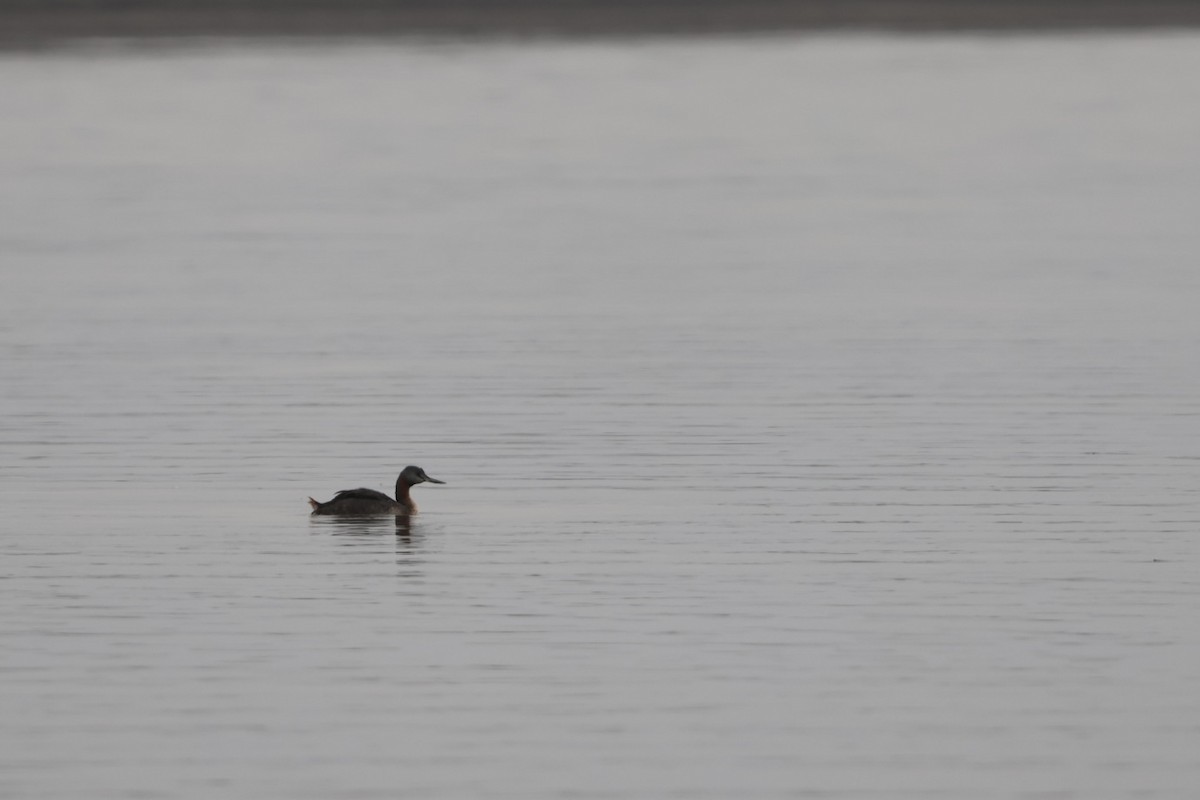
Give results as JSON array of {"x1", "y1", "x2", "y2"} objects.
[{"x1": 2, "y1": 33, "x2": 1199, "y2": 799}]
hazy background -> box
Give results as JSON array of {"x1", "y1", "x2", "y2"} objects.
[{"x1": 2, "y1": 8, "x2": 1199, "y2": 800}]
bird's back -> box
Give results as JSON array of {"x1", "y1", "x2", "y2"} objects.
[{"x1": 310, "y1": 487, "x2": 401, "y2": 516}]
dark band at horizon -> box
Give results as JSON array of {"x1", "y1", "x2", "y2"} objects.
[{"x1": 3, "y1": 0, "x2": 1200, "y2": 43}]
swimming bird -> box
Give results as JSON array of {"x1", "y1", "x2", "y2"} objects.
[{"x1": 308, "y1": 465, "x2": 445, "y2": 516}]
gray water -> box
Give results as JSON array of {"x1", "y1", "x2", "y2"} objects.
[{"x1": 2, "y1": 33, "x2": 1199, "y2": 800}]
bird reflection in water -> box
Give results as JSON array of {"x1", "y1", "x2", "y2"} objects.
[
  {"x1": 310, "y1": 514, "x2": 425, "y2": 577},
  {"x1": 313, "y1": 513, "x2": 416, "y2": 539}
]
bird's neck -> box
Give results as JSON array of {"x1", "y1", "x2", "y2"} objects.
[{"x1": 394, "y1": 480, "x2": 417, "y2": 512}]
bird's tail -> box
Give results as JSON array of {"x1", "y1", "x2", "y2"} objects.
[{"x1": 308, "y1": 497, "x2": 321, "y2": 512}]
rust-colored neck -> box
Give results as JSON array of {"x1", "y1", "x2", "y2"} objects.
[{"x1": 394, "y1": 478, "x2": 417, "y2": 512}]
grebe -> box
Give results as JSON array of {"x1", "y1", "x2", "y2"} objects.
[{"x1": 308, "y1": 465, "x2": 445, "y2": 516}]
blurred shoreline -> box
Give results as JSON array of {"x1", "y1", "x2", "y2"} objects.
[{"x1": 3, "y1": 1, "x2": 1200, "y2": 46}]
